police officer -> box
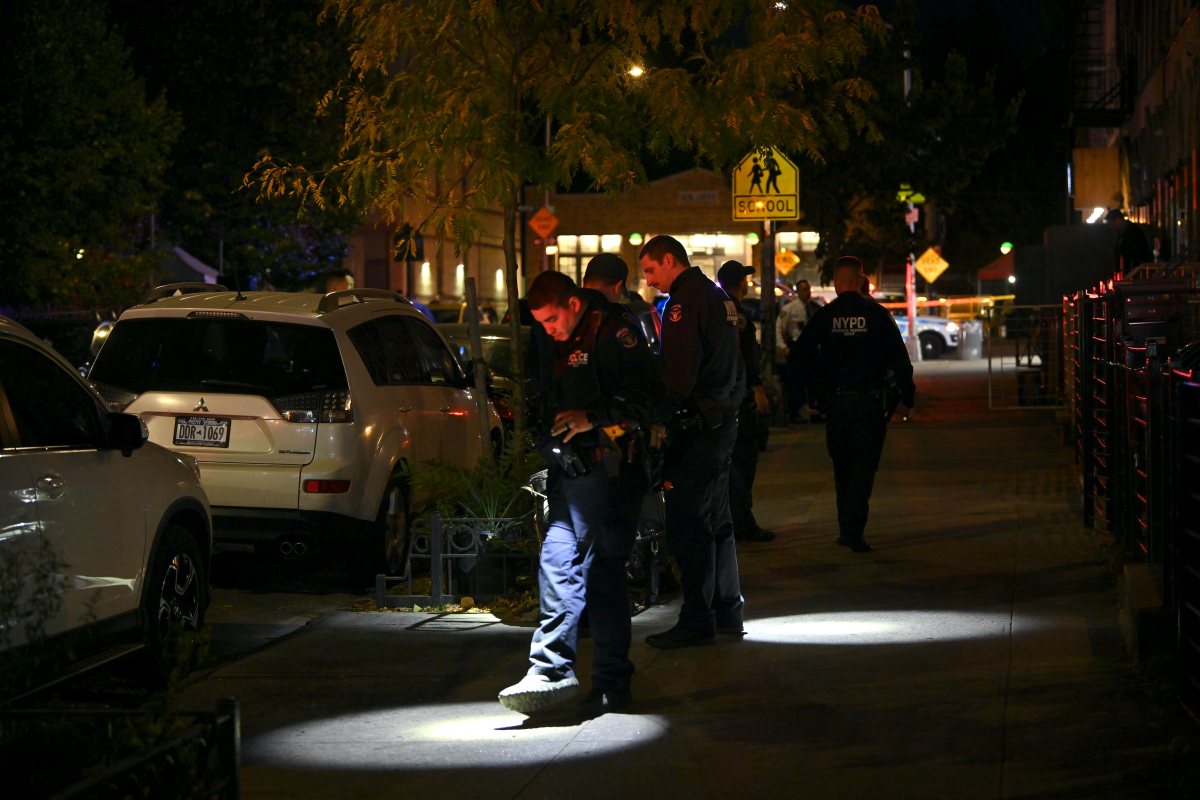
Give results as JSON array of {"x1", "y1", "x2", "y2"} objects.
[
  {"x1": 640, "y1": 235, "x2": 746, "y2": 648},
  {"x1": 796, "y1": 255, "x2": 915, "y2": 553},
  {"x1": 716, "y1": 260, "x2": 774, "y2": 542},
  {"x1": 583, "y1": 252, "x2": 661, "y2": 349},
  {"x1": 499, "y1": 270, "x2": 666, "y2": 715}
]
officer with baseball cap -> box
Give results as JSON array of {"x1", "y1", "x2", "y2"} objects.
[{"x1": 716, "y1": 260, "x2": 774, "y2": 543}]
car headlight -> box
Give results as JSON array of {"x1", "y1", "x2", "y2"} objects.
[{"x1": 946, "y1": 321, "x2": 960, "y2": 333}]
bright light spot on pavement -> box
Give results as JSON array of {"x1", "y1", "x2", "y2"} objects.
[
  {"x1": 250, "y1": 701, "x2": 669, "y2": 769},
  {"x1": 745, "y1": 610, "x2": 1043, "y2": 645}
]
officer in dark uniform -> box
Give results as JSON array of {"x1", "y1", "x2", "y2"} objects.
[
  {"x1": 796, "y1": 255, "x2": 915, "y2": 553},
  {"x1": 639, "y1": 235, "x2": 746, "y2": 649},
  {"x1": 499, "y1": 270, "x2": 667, "y2": 716},
  {"x1": 716, "y1": 260, "x2": 774, "y2": 542},
  {"x1": 583, "y1": 252, "x2": 661, "y2": 349}
]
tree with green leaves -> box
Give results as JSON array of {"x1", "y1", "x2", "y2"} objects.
[
  {"x1": 0, "y1": 0, "x2": 179, "y2": 309},
  {"x1": 109, "y1": 0, "x2": 361, "y2": 290},
  {"x1": 798, "y1": 0, "x2": 1020, "y2": 286},
  {"x1": 254, "y1": 0, "x2": 886, "y2": 432}
]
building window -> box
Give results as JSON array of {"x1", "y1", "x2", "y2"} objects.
[{"x1": 555, "y1": 234, "x2": 622, "y2": 283}]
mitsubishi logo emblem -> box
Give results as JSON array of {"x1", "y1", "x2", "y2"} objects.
[{"x1": 194, "y1": 398, "x2": 209, "y2": 412}]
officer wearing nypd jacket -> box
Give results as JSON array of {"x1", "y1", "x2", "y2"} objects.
[
  {"x1": 639, "y1": 234, "x2": 746, "y2": 650},
  {"x1": 796, "y1": 255, "x2": 915, "y2": 553},
  {"x1": 499, "y1": 269, "x2": 667, "y2": 717}
]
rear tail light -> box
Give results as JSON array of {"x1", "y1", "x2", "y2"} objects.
[
  {"x1": 304, "y1": 479, "x2": 351, "y2": 493},
  {"x1": 274, "y1": 391, "x2": 353, "y2": 423}
]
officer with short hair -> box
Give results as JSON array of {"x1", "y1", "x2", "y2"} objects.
[
  {"x1": 796, "y1": 255, "x2": 915, "y2": 553},
  {"x1": 499, "y1": 270, "x2": 667, "y2": 716},
  {"x1": 640, "y1": 235, "x2": 746, "y2": 649},
  {"x1": 584, "y1": 253, "x2": 661, "y2": 349}
]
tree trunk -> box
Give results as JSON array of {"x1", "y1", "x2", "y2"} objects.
[{"x1": 502, "y1": 197, "x2": 527, "y2": 436}]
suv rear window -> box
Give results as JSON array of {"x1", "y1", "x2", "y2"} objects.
[{"x1": 89, "y1": 318, "x2": 348, "y2": 398}]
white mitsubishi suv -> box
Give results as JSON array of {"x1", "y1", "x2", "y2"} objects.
[{"x1": 88, "y1": 285, "x2": 501, "y2": 585}]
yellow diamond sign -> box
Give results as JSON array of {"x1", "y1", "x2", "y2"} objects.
[
  {"x1": 775, "y1": 248, "x2": 800, "y2": 274},
  {"x1": 914, "y1": 247, "x2": 949, "y2": 283},
  {"x1": 732, "y1": 146, "x2": 799, "y2": 221}
]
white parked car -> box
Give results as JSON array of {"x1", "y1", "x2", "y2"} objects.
[
  {"x1": 0, "y1": 316, "x2": 211, "y2": 687},
  {"x1": 87, "y1": 285, "x2": 502, "y2": 584},
  {"x1": 892, "y1": 314, "x2": 960, "y2": 359}
]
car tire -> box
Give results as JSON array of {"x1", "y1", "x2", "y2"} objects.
[
  {"x1": 919, "y1": 331, "x2": 945, "y2": 360},
  {"x1": 141, "y1": 523, "x2": 206, "y2": 683},
  {"x1": 348, "y1": 477, "x2": 411, "y2": 588}
]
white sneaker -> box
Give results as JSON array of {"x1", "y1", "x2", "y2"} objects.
[{"x1": 498, "y1": 673, "x2": 580, "y2": 714}]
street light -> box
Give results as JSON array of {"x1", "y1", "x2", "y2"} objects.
[{"x1": 627, "y1": 65, "x2": 645, "y2": 78}]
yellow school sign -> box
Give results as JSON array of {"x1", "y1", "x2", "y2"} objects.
[{"x1": 732, "y1": 146, "x2": 799, "y2": 221}]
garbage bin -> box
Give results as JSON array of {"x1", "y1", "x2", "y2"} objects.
[{"x1": 957, "y1": 319, "x2": 983, "y2": 360}]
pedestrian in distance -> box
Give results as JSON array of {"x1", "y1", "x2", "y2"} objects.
[
  {"x1": 795, "y1": 255, "x2": 915, "y2": 553},
  {"x1": 639, "y1": 235, "x2": 746, "y2": 649},
  {"x1": 1103, "y1": 208, "x2": 1153, "y2": 274},
  {"x1": 716, "y1": 260, "x2": 775, "y2": 543},
  {"x1": 498, "y1": 270, "x2": 667, "y2": 716},
  {"x1": 779, "y1": 278, "x2": 821, "y2": 423}
]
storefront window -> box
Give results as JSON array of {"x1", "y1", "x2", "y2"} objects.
[{"x1": 554, "y1": 233, "x2": 622, "y2": 283}]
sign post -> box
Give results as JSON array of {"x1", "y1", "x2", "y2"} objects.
[{"x1": 732, "y1": 146, "x2": 800, "y2": 400}]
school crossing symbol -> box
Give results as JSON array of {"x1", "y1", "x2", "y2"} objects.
[{"x1": 732, "y1": 146, "x2": 800, "y2": 221}]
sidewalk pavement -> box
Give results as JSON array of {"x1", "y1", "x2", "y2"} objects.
[{"x1": 174, "y1": 360, "x2": 1200, "y2": 799}]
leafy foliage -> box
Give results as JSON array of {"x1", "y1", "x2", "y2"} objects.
[
  {"x1": 798, "y1": 0, "x2": 1021, "y2": 283},
  {"x1": 0, "y1": 0, "x2": 179, "y2": 309},
  {"x1": 252, "y1": 0, "x2": 885, "y2": 428},
  {"x1": 109, "y1": 0, "x2": 361, "y2": 290},
  {"x1": 412, "y1": 433, "x2": 545, "y2": 522},
  {"x1": 799, "y1": 22, "x2": 1019, "y2": 280}
]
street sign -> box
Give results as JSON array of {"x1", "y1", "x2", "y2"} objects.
[
  {"x1": 775, "y1": 248, "x2": 800, "y2": 274},
  {"x1": 914, "y1": 247, "x2": 949, "y2": 283},
  {"x1": 529, "y1": 206, "x2": 559, "y2": 239},
  {"x1": 732, "y1": 146, "x2": 799, "y2": 221},
  {"x1": 897, "y1": 183, "x2": 926, "y2": 204}
]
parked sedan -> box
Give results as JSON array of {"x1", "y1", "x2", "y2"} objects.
[{"x1": 0, "y1": 316, "x2": 212, "y2": 692}]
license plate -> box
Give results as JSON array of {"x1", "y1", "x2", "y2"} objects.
[{"x1": 173, "y1": 416, "x2": 231, "y2": 448}]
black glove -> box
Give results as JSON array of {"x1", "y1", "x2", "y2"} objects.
[{"x1": 536, "y1": 433, "x2": 593, "y2": 478}]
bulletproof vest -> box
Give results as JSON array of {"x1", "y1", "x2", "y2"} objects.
[{"x1": 553, "y1": 307, "x2": 607, "y2": 412}]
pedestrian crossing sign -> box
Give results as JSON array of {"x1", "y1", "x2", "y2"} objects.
[{"x1": 732, "y1": 146, "x2": 800, "y2": 221}]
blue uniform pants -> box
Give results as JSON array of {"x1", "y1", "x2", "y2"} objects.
[
  {"x1": 527, "y1": 463, "x2": 639, "y2": 691},
  {"x1": 663, "y1": 414, "x2": 744, "y2": 635},
  {"x1": 824, "y1": 390, "x2": 888, "y2": 542}
]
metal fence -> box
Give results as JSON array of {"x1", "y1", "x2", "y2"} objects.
[
  {"x1": 375, "y1": 514, "x2": 537, "y2": 608},
  {"x1": 2, "y1": 699, "x2": 240, "y2": 799},
  {"x1": 985, "y1": 304, "x2": 1066, "y2": 409}
]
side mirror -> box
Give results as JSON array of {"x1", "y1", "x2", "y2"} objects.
[{"x1": 107, "y1": 412, "x2": 147, "y2": 457}]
